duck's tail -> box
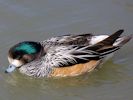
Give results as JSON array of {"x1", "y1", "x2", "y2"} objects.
[
  {"x1": 97, "y1": 29, "x2": 132, "y2": 57},
  {"x1": 87, "y1": 29, "x2": 132, "y2": 58},
  {"x1": 98, "y1": 29, "x2": 124, "y2": 46},
  {"x1": 113, "y1": 34, "x2": 132, "y2": 47}
]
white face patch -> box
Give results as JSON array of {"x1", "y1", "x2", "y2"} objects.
[
  {"x1": 12, "y1": 60, "x2": 23, "y2": 67},
  {"x1": 8, "y1": 56, "x2": 23, "y2": 67},
  {"x1": 8, "y1": 58, "x2": 23, "y2": 67}
]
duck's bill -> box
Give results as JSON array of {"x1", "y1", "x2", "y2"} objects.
[{"x1": 5, "y1": 64, "x2": 16, "y2": 73}]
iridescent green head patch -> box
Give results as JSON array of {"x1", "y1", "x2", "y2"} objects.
[{"x1": 15, "y1": 42, "x2": 37, "y2": 54}]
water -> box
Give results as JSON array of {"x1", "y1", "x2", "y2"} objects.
[{"x1": 0, "y1": 0, "x2": 133, "y2": 100}]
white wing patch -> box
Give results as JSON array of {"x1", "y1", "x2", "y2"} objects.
[{"x1": 90, "y1": 35, "x2": 109, "y2": 45}]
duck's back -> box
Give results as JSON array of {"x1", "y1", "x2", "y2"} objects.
[{"x1": 41, "y1": 33, "x2": 93, "y2": 46}]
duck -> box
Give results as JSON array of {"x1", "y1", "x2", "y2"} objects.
[{"x1": 5, "y1": 29, "x2": 132, "y2": 78}]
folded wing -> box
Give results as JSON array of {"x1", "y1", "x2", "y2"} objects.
[{"x1": 44, "y1": 29, "x2": 132, "y2": 68}]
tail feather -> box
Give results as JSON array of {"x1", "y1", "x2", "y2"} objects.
[
  {"x1": 97, "y1": 29, "x2": 124, "y2": 46},
  {"x1": 86, "y1": 29, "x2": 132, "y2": 58},
  {"x1": 113, "y1": 34, "x2": 132, "y2": 46},
  {"x1": 86, "y1": 29, "x2": 124, "y2": 51},
  {"x1": 96, "y1": 30, "x2": 132, "y2": 57}
]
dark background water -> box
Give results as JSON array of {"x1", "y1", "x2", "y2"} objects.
[{"x1": 0, "y1": 0, "x2": 133, "y2": 100}]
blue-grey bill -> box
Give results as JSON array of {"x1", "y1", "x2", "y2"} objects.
[{"x1": 5, "y1": 65, "x2": 16, "y2": 73}]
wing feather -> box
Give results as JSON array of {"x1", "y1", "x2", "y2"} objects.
[{"x1": 44, "y1": 45, "x2": 100, "y2": 67}]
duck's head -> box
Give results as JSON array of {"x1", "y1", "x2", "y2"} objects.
[{"x1": 5, "y1": 41, "x2": 44, "y2": 73}]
